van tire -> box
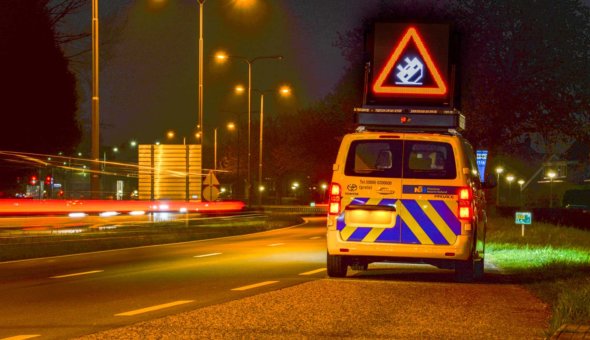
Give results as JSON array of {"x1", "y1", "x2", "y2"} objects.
[
  {"x1": 454, "y1": 258, "x2": 475, "y2": 282},
  {"x1": 474, "y1": 258, "x2": 484, "y2": 279},
  {"x1": 327, "y1": 253, "x2": 348, "y2": 277}
]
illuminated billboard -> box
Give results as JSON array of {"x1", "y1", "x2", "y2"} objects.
[{"x1": 366, "y1": 23, "x2": 455, "y2": 108}]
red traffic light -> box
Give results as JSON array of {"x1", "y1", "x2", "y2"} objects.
[
  {"x1": 44, "y1": 176, "x2": 52, "y2": 185},
  {"x1": 30, "y1": 176, "x2": 38, "y2": 185}
]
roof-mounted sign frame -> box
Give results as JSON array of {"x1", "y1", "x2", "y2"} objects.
[{"x1": 364, "y1": 23, "x2": 457, "y2": 109}]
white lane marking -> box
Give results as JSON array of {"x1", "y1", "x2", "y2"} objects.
[
  {"x1": 299, "y1": 268, "x2": 327, "y2": 276},
  {"x1": 115, "y1": 300, "x2": 194, "y2": 316},
  {"x1": 231, "y1": 281, "x2": 279, "y2": 291},
  {"x1": 1, "y1": 335, "x2": 41, "y2": 340},
  {"x1": 194, "y1": 252, "x2": 222, "y2": 258},
  {"x1": 50, "y1": 270, "x2": 104, "y2": 279},
  {"x1": 309, "y1": 236, "x2": 321, "y2": 240},
  {"x1": 267, "y1": 243, "x2": 284, "y2": 247}
]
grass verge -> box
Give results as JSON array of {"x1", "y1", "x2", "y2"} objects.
[{"x1": 486, "y1": 214, "x2": 590, "y2": 334}]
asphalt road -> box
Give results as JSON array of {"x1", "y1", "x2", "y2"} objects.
[
  {"x1": 0, "y1": 217, "x2": 326, "y2": 339},
  {"x1": 0, "y1": 217, "x2": 549, "y2": 339}
]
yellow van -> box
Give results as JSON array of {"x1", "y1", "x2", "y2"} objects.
[{"x1": 326, "y1": 121, "x2": 487, "y2": 282}]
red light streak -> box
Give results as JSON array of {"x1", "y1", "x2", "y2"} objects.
[{"x1": 0, "y1": 199, "x2": 245, "y2": 216}]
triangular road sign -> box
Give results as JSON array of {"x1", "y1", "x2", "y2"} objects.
[
  {"x1": 203, "y1": 170, "x2": 220, "y2": 186},
  {"x1": 372, "y1": 26, "x2": 447, "y2": 96}
]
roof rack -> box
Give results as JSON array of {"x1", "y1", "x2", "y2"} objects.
[{"x1": 354, "y1": 107, "x2": 465, "y2": 132}]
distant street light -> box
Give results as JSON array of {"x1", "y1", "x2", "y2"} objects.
[
  {"x1": 215, "y1": 51, "x2": 283, "y2": 206},
  {"x1": 235, "y1": 84, "x2": 292, "y2": 205},
  {"x1": 547, "y1": 171, "x2": 556, "y2": 208},
  {"x1": 506, "y1": 174, "x2": 515, "y2": 204},
  {"x1": 495, "y1": 166, "x2": 504, "y2": 206},
  {"x1": 518, "y1": 179, "x2": 525, "y2": 206}
]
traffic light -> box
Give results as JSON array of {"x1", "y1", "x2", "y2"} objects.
[
  {"x1": 30, "y1": 175, "x2": 38, "y2": 185},
  {"x1": 44, "y1": 175, "x2": 52, "y2": 186}
]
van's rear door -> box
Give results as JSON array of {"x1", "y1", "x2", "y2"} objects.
[
  {"x1": 398, "y1": 136, "x2": 462, "y2": 245},
  {"x1": 338, "y1": 137, "x2": 403, "y2": 243}
]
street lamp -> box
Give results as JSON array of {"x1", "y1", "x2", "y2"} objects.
[
  {"x1": 495, "y1": 166, "x2": 504, "y2": 206},
  {"x1": 506, "y1": 174, "x2": 515, "y2": 204},
  {"x1": 197, "y1": 0, "x2": 206, "y2": 145},
  {"x1": 235, "y1": 84, "x2": 292, "y2": 205},
  {"x1": 91, "y1": 0, "x2": 101, "y2": 198},
  {"x1": 215, "y1": 51, "x2": 283, "y2": 206},
  {"x1": 518, "y1": 179, "x2": 525, "y2": 206},
  {"x1": 547, "y1": 170, "x2": 556, "y2": 208}
]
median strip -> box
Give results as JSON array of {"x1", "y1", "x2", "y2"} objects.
[
  {"x1": 115, "y1": 300, "x2": 194, "y2": 316},
  {"x1": 299, "y1": 268, "x2": 326, "y2": 276},
  {"x1": 1, "y1": 335, "x2": 41, "y2": 340},
  {"x1": 231, "y1": 281, "x2": 279, "y2": 291},
  {"x1": 50, "y1": 270, "x2": 104, "y2": 279},
  {"x1": 194, "y1": 252, "x2": 222, "y2": 258}
]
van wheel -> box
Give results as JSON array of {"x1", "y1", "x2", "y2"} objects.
[
  {"x1": 327, "y1": 253, "x2": 348, "y2": 277},
  {"x1": 454, "y1": 257, "x2": 475, "y2": 282},
  {"x1": 474, "y1": 258, "x2": 484, "y2": 280}
]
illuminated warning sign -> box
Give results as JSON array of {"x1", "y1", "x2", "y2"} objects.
[
  {"x1": 373, "y1": 27, "x2": 447, "y2": 96},
  {"x1": 366, "y1": 23, "x2": 453, "y2": 108}
]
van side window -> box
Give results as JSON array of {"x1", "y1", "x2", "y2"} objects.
[
  {"x1": 403, "y1": 141, "x2": 456, "y2": 179},
  {"x1": 345, "y1": 140, "x2": 403, "y2": 178}
]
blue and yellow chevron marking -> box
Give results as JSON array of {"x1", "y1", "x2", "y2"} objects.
[{"x1": 337, "y1": 198, "x2": 460, "y2": 245}]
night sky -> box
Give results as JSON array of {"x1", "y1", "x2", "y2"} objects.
[{"x1": 62, "y1": 0, "x2": 385, "y2": 150}]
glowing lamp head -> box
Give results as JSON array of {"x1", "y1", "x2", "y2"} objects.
[
  {"x1": 495, "y1": 167, "x2": 504, "y2": 174},
  {"x1": 215, "y1": 51, "x2": 228, "y2": 62}
]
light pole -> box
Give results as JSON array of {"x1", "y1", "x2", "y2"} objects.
[
  {"x1": 518, "y1": 179, "x2": 525, "y2": 207},
  {"x1": 547, "y1": 171, "x2": 556, "y2": 208},
  {"x1": 257, "y1": 85, "x2": 291, "y2": 206},
  {"x1": 215, "y1": 51, "x2": 283, "y2": 206},
  {"x1": 506, "y1": 174, "x2": 515, "y2": 205},
  {"x1": 91, "y1": 0, "x2": 101, "y2": 198},
  {"x1": 197, "y1": 0, "x2": 206, "y2": 145},
  {"x1": 495, "y1": 166, "x2": 504, "y2": 206}
]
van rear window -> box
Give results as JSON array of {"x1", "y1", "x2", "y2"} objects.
[{"x1": 345, "y1": 140, "x2": 456, "y2": 179}]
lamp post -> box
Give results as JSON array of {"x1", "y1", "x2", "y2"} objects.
[
  {"x1": 91, "y1": 0, "x2": 101, "y2": 198},
  {"x1": 197, "y1": 0, "x2": 206, "y2": 145},
  {"x1": 517, "y1": 179, "x2": 525, "y2": 207},
  {"x1": 215, "y1": 51, "x2": 283, "y2": 206},
  {"x1": 234, "y1": 85, "x2": 291, "y2": 205},
  {"x1": 506, "y1": 174, "x2": 515, "y2": 205},
  {"x1": 257, "y1": 85, "x2": 291, "y2": 206},
  {"x1": 547, "y1": 171, "x2": 556, "y2": 208},
  {"x1": 495, "y1": 166, "x2": 504, "y2": 206}
]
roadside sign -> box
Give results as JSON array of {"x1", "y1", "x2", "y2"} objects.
[
  {"x1": 476, "y1": 150, "x2": 488, "y2": 183},
  {"x1": 515, "y1": 211, "x2": 532, "y2": 237},
  {"x1": 515, "y1": 212, "x2": 532, "y2": 225},
  {"x1": 202, "y1": 171, "x2": 220, "y2": 202}
]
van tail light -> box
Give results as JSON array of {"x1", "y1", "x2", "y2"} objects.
[
  {"x1": 458, "y1": 187, "x2": 473, "y2": 221},
  {"x1": 328, "y1": 183, "x2": 342, "y2": 215}
]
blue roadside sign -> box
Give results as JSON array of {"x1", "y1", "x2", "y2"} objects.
[
  {"x1": 515, "y1": 212, "x2": 532, "y2": 225},
  {"x1": 476, "y1": 150, "x2": 488, "y2": 183}
]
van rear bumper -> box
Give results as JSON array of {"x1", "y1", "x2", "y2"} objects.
[{"x1": 327, "y1": 229, "x2": 472, "y2": 261}]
